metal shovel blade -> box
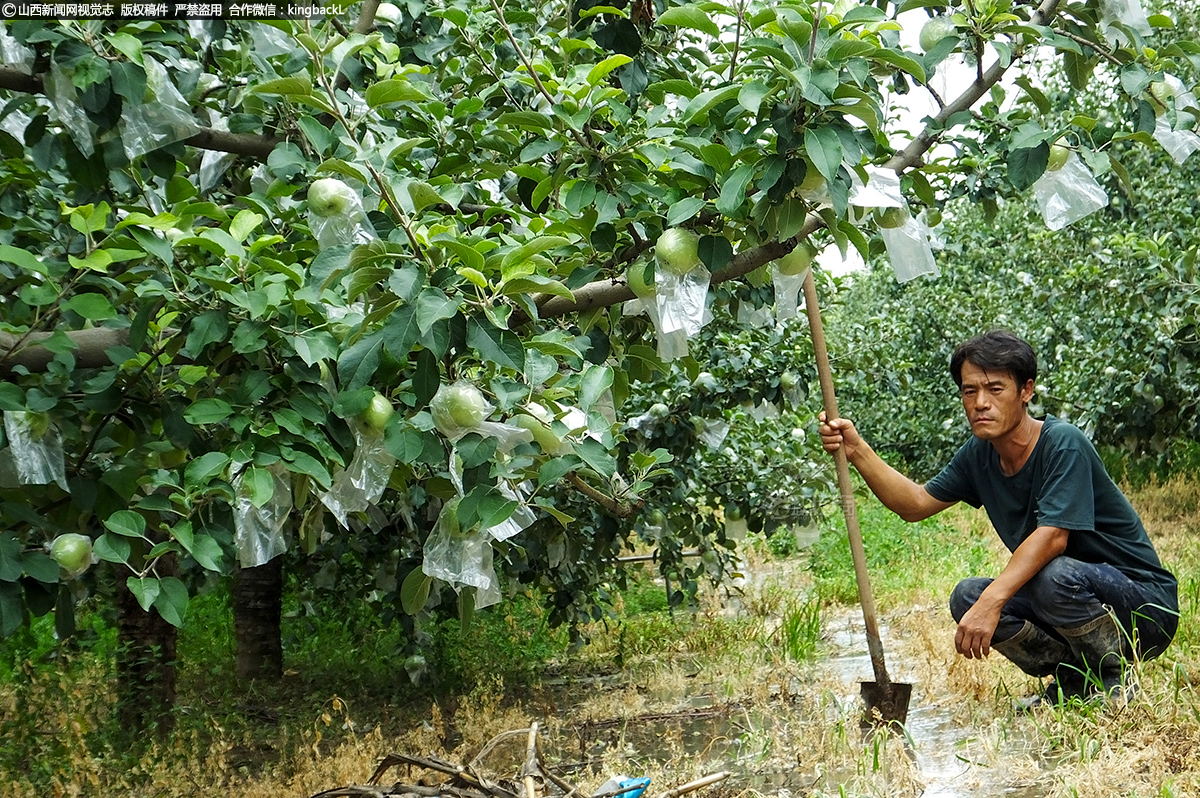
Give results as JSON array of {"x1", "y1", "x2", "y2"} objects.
[{"x1": 860, "y1": 680, "x2": 913, "y2": 726}]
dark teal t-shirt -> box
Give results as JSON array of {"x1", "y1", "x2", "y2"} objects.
[{"x1": 925, "y1": 416, "x2": 1178, "y2": 611}]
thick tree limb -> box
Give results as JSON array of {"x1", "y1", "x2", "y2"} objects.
[{"x1": 0, "y1": 328, "x2": 130, "y2": 377}]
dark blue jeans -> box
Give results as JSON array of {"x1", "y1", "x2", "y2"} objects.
[{"x1": 949, "y1": 556, "x2": 1178, "y2": 660}]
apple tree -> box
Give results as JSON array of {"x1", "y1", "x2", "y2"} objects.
[{"x1": 1, "y1": 0, "x2": 1198, "y2": 726}]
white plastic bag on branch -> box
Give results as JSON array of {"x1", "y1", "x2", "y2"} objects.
[
  {"x1": 483, "y1": 481, "x2": 538, "y2": 542},
  {"x1": 45, "y1": 62, "x2": 95, "y2": 157},
  {"x1": 881, "y1": 213, "x2": 939, "y2": 282},
  {"x1": 655, "y1": 266, "x2": 712, "y2": 361},
  {"x1": 422, "y1": 499, "x2": 502, "y2": 609},
  {"x1": 1152, "y1": 75, "x2": 1200, "y2": 164},
  {"x1": 771, "y1": 264, "x2": 809, "y2": 322},
  {"x1": 0, "y1": 27, "x2": 33, "y2": 74},
  {"x1": 1099, "y1": 0, "x2": 1150, "y2": 44},
  {"x1": 849, "y1": 165, "x2": 904, "y2": 210},
  {"x1": 320, "y1": 426, "x2": 397, "y2": 528},
  {"x1": 1032, "y1": 154, "x2": 1109, "y2": 231},
  {"x1": 121, "y1": 58, "x2": 203, "y2": 160},
  {"x1": 233, "y1": 464, "x2": 292, "y2": 568},
  {"x1": 430, "y1": 381, "x2": 494, "y2": 442},
  {"x1": 1154, "y1": 115, "x2": 1200, "y2": 164},
  {"x1": 0, "y1": 412, "x2": 69, "y2": 491},
  {"x1": 307, "y1": 178, "x2": 377, "y2": 250},
  {"x1": 698, "y1": 419, "x2": 730, "y2": 449}
]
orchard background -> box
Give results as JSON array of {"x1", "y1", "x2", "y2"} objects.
[{"x1": 1, "y1": 0, "x2": 1200, "y2": 763}]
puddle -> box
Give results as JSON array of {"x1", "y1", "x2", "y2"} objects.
[{"x1": 558, "y1": 604, "x2": 1052, "y2": 798}]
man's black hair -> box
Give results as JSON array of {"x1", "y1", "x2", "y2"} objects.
[{"x1": 950, "y1": 330, "x2": 1038, "y2": 388}]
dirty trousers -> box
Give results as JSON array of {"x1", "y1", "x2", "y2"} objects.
[{"x1": 949, "y1": 556, "x2": 1177, "y2": 660}]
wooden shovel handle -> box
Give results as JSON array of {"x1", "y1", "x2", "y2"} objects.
[{"x1": 801, "y1": 269, "x2": 892, "y2": 686}]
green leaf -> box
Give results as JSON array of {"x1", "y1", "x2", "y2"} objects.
[
  {"x1": 573, "y1": 438, "x2": 617, "y2": 479},
  {"x1": 587, "y1": 55, "x2": 634, "y2": 86},
  {"x1": 230, "y1": 210, "x2": 263, "y2": 243},
  {"x1": 1062, "y1": 50, "x2": 1097, "y2": 91},
  {"x1": 500, "y1": 275, "x2": 574, "y2": 300},
  {"x1": 127, "y1": 576, "x2": 160, "y2": 612},
  {"x1": 243, "y1": 466, "x2": 276, "y2": 509},
  {"x1": 683, "y1": 85, "x2": 740, "y2": 124},
  {"x1": 185, "y1": 452, "x2": 231, "y2": 487},
  {"x1": 579, "y1": 364, "x2": 613, "y2": 411},
  {"x1": 0, "y1": 384, "x2": 24, "y2": 412},
  {"x1": 381, "y1": 305, "x2": 422, "y2": 361},
  {"x1": 253, "y1": 76, "x2": 314, "y2": 96},
  {"x1": 667, "y1": 197, "x2": 706, "y2": 226},
  {"x1": 0, "y1": 582, "x2": 23, "y2": 637},
  {"x1": 871, "y1": 50, "x2": 925, "y2": 84},
  {"x1": 284, "y1": 451, "x2": 333, "y2": 490},
  {"x1": 104, "y1": 510, "x2": 146, "y2": 538},
  {"x1": 400, "y1": 567, "x2": 432, "y2": 614},
  {"x1": 415, "y1": 289, "x2": 461, "y2": 334},
  {"x1": 804, "y1": 126, "x2": 843, "y2": 183},
  {"x1": 716, "y1": 163, "x2": 755, "y2": 216},
  {"x1": 500, "y1": 236, "x2": 571, "y2": 271},
  {"x1": 738, "y1": 79, "x2": 771, "y2": 113},
  {"x1": 658, "y1": 5, "x2": 720, "y2": 37},
  {"x1": 365, "y1": 78, "x2": 427, "y2": 107},
  {"x1": 93, "y1": 532, "x2": 131, "y2": 564},
  {"x1": 184, "y1": 398, "x2": 234, "y2": 425},
  {"x1": 22, "y1": 552, "x2": 58, "y2": 584},
  {"x1": 190, "y1": 535, "x2": 225, "y2": 572},
  {"x1": 152, "y1": 577, "x2": 188, "y2": 627},
  {"x1": 62, "y1": 293, "x2": 114, "y2": 321},
  {"x1": 1007, "y1": 143, "x2": 1049, "y2": 191},
  {"x1": 0, "y1": 534, "x2": 22, "y2": 582},
  {"x1": 0, "y1": 244, "x2": 44, "y2": 275},
  {"x1": 467, "y1": 319, "x2": 526, "y2": 372}
]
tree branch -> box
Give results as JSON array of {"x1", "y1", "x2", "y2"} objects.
[
  {"x1": 0, "y1": 66, "x2": 279, "y2": 158},
  {"x1": 566, "y1": 472, "x2": 634, "y2": 518},
  {"x1": 0, "y1": 328, "x2": 131, "y2": 377},
  {"x1": 530, "y1": 0, "x2": 1062, "y2": 321}
]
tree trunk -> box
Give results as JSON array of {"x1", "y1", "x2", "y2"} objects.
[
  {"x1": 233, "y1": 556, "x2": 284, "y2": 680},
  {"x1": 115, "y1": 565, "x2": 178, "y2": 738}
]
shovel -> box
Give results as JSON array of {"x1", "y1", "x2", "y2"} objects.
[{"x1": 801, "y1": 269, "x2": 913, "y2": 726}]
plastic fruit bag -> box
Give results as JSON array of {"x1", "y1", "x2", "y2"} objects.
[
  {"x1": 320, "y1": 425, "x2": 397, "y2": 528},
  {"x1": 849, "y1": 165, "x2": 904, "y2": 210},
  {"x1": 233, "y1": 463, "x2": 292, "y2": 568},
  {"x1": 430, "y1": 381, "x2": 494, "y2": 442},
  {"x1": 1032, "y1": 153, "x2": 1109, "y2": 231},
  {"x1": 1099, "y1": 0, "x2": 1150, "y2": 44},
  {"x1": 0, "y1": 27, "x2": 33, "y2": 74},
  {"x1": 880, "y1": 213, "x2": 939, "y2": 282},
  {"x1": 307, "y1": 178, "x2": 377, "y2": 250},
  {"x1": 771, "y1": 264, "x2": 809, "y2": 322},
  {"x1": 655, "y1": 265, "x2": 712, "y2": 361},
  {"x1": 1152, "y1": 75, "x2": 1200, "y2": 164},
  {"x1": 421, "y1": 499, "x2": 502, "y2": 609},
  {"x1": 45, "y1": 61, "x2": 94, "y2": 157},
  {"x1": 1, "y1": 411, "x2": 69, "y2": 491},
  {"x1": 483, "y1": 481, "x2": 538, "y2": 543},
  {"x1": 121, "y1": 58, "x2": 203, "y2": 160}
]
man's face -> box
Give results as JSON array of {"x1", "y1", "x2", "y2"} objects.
[{"x1": 958, "y1": 361, "x2": 1034, "y2": 441}]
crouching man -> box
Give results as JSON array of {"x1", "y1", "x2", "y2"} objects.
[{"x1": 818, "y1": 330, "x2": 1178, "y2": 705}]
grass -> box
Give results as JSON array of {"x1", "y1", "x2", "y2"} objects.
[{"x1": 3, "y1": 477, "x2": 1200, "y2": 797}]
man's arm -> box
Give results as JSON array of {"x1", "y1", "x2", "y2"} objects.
[
  {"x1": 818, "y1": 413, "x2": 955, "y2": 522},
  {"x1": 954, "y1": 525, "x2": 1070, "y2": 658}
]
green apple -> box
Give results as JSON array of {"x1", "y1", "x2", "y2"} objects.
[
  {"x1": 655, "y1": 228, "x2": 701, "y2": 276},
  {"x1": 431, "y1": 382, "x2": 489, "y2": 437},
  {"x1": 780, "y1": 371, "x2": 798, "y2": 391},
  {"x1": 777, "y1": 242, "x2": 816, "y2": 276},
  {"x1": 363, "y1": 391, "x2": 395, "y2": 432},
  {"x1": 308, "y1": 178, "x2": 355, "y2": 218},
  {"x1": 1047, "y1": 143, "x2": 1069, "y2": 172},
  {"x1": 513, "y1": 411, "x2": 562, "y2": 453},
  {"x1": 626, "y1": 260, "x2": 656, "y2": 297},
  {"x1": 919, "y1": 16, "x2": 956, "y2": 53},
  {"x1": 693, "y1": 371, "x2": 719, "y2": 393},
  {"x1": 648, "y1": 402, "x2": 670, "y2": 420},
  {"x1": 50, "y1": 533, "x2": 93, "y2": 577},
  {"x1": 924, "y1": 208, "x2": 944, "y2": 227},
  {"x1": 876, "y1": 206, "x2": 909, "y2": 229},
  {"x1": 798, "y1": 160, "x2": 825, "y2": 192}
]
